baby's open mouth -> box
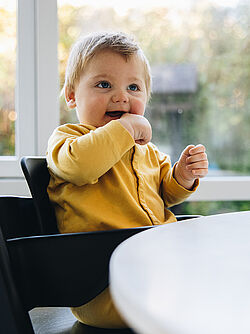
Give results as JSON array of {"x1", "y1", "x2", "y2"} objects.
[{"x1": 106, "y1": 111, "x2": 125, "y2": 118}]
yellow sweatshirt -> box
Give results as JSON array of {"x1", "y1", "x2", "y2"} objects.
[{"x1": 46, "y1": 120, "x2": 198, "y2": 328}]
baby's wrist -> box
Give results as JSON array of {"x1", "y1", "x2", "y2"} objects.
[
  {"x1": 176, "y1": 177, "x2": 195, "y2": 190},
  {"x1": 174, "y1": 165, "x2": 195, "y2": 190},
  {"x1": 117, "y1": 119, "x2": 135, "y2": 139}
]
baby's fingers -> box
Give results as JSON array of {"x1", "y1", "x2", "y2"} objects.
[
  {"x1": 191, "y1": 168, "x2": 208, "y2": 178},
  {"x1": 189, "y1": 144, "x2": 206, "y2": 155},
  {"x1": 186, "y1": 160, "x2": 209, "y2": 170},
  {"x1": 186, "y1": 152, "x2": 208, "y2": 164}
]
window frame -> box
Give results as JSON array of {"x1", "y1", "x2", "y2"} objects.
[
  {"x1": 0, "y1": 0, "x2": 59, "y2": 194},
  {"x1": 0, "y1": 0, "x2": 250, "y2": 201}
]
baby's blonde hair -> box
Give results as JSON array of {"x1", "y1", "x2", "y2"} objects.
[{"x1": 63, "y1": 31, "x2": 152, "y2": 101}]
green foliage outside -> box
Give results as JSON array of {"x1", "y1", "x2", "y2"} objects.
[{"x1": 172, "y1": 200, "x2": 250, "y2": 216}]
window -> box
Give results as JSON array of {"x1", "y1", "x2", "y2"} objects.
[
  {"x1": 57, "y1": 0, "x2": 250, "y2": 206},
  {"x1": 0, "y1": 0, "x2": 59, "y2": 194},
  {"x1": 58, "y1": 0, "x2": 250, "y2": 176}
]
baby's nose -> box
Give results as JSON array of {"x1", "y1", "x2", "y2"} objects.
[{"x1": 111, "y1": 90, "x2": 129, "y2": 103}]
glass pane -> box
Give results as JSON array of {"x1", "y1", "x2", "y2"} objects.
[
  {"x1": 172, "y1": 200, "x2": 250, "y2": 216},
  {"x1": 0, "y1": 0, "x2": 16, "y2": 156},
  {"x1": 58, "y1": 0, "x2": 250, "y2": 176}
]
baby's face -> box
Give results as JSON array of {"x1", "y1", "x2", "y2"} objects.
[{"x1": 69, "y1": 49, "x2": 147, "y2": 127}]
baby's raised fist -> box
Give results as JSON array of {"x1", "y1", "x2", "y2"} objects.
[{"x1": 118, "y1": 114, "x2": 152, "y2": 145}]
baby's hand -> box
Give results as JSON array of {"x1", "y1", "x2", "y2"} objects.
[
  {"x1": 174, "y1": 144, "x2": 208, "y2": 190},
  {"x1": 118, "y1": 113, "x2": 152, "y2": 145}
]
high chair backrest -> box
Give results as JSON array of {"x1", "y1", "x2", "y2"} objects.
[{"x1": 20, "y1": 156, "x2": 58, "y2": 234}]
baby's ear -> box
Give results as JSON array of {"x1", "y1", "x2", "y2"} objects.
[{"x1": 65, "y1": 86, "x2": 76, "y2": 109}]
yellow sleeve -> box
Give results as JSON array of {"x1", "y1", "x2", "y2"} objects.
[{"x1": 47, "y1": 120, "x2": 135, "y2": 186}]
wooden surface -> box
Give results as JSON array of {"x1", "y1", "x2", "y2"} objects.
[
  {"x1": 29, "y1": 307, "x2": 135, "y2": 334},
  {"x1": 110, "y1": 211, "x2": 250, "y2": 334}
]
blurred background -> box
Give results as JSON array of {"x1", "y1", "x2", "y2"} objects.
[{"x1": 0, "y1": 0, "x2": 249, "y2": 214}]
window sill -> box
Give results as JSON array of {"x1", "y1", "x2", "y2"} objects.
[{"x1": 1, "y1": 176, "x2": 250, "y2": 200}]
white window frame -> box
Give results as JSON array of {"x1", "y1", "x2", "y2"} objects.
[
  {"x1": 0, "y1": 0, "x2": 250, "y2": 202},
  {"x1": 0, "y1": 0, "x2": 59, "y2": 195}
]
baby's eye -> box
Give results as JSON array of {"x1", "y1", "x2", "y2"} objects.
[
  {"x1": 97, "y1": 81, "x2": 111, "y2": 89},
  {"x1": 128, "y1": 84, "x2": 139, "y2": 92}
]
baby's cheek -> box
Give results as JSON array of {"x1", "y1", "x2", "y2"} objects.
[{"x1": 131, "y1": 99, "x2": 146, "y2": 116}]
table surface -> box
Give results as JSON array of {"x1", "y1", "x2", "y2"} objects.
[
  {"x1": 29, "y1": 307, "x2": 135, "y2": 333},
  {"x1": 110, "y1": 211, "x2": 250, "y2": 334}
]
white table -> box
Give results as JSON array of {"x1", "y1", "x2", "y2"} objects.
[{"x1": 110, "y1": 211, "x2": 250, "y2": 334}]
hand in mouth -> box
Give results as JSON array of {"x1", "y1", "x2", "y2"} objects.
[{"x1": 106, "y1": 111, "x2": 126, "y2": 118}]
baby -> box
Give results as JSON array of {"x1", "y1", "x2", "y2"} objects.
[{"x1": 46, "y1": 31, "x2": 208, "y2": 328}]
